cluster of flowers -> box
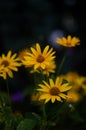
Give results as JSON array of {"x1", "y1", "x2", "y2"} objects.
[{"x1": 0, "y1": 35, "x2": 85, "y2": 104}]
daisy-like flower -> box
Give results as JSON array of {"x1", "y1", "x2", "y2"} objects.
[
  {"x1": 22, "y1": 43, "x2": 56, "y2": 70},
  {"x1": 29, "y1": 61, "x2": 56, "y2": 76},
  {"x1": 56, "y1": 35, "x2": 80, "y2": 47},
  {"x1": 0, "y1": 50, "x2": 21, "y2": 79},
  {"x1": 37, "y1": 77, "x2": 72, "y2": 103},
  {"x1": 42, "y1": 61, "x2": 56, "y2": 76}
]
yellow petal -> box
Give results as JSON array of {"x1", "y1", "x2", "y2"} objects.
[
  {"x1": 49, "y1": 79, "x2": 55, "y2": 87},
  {"x1": 51, "y1": 97, "x2": 56, "y2": 103},
  {"x1": 43, "y1": 81, "x2": 50, "y2": 88},
  {"x1": 58, "y1": 93, "x2": 67, "y2": 99},
  {"x1": 43, "y1": 45, "x2": 49, "y2": 55},
  {"x1": 7, "y1": 50, "x2": 12, "y2": 58},
  {"x1": 31, "y1": 48, "x2": 37, "y2": 56},
  {"x1": 7, "y1": 70, "x2": 13, "y2": 78},
  {"x1": 36, "y1": 43, "x2": 41, "y2": 53},
  {"x1": 56, "y1": 96, "x2": 62, "y2": 102}
]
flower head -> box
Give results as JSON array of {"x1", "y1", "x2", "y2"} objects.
[
  {"x1": 22, "y1": 43, "x2": 56, "y2": 71},
  {"x1": 42, "y1": 61, "x2": 56, "y2": 76},
  {"x1": 0, "y1": 50, "x2": 21, "y2": 79},
  {"x1": 37, "y1": 77, "x2": 72, "y2": 103},
  {"x1": 56, "y1": 35, "x2": 80, "y2": 47}
]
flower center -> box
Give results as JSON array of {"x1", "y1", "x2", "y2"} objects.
[
  {"x1": 49, "y1": 87, "x2": 60, "y2": 96},
  {"x1": 36, "y1": 55, "x2": 45, "y2": 63},
  {"x1": 1, "y1": 60, "x2": 9, "y2": 67},
  {"x1": 67, "y1": 42, "x2": 71, "y2": 46}
]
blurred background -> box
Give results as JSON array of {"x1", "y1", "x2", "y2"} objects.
[
  {"x1": 0, "y1": 1, "x2": 86, "y2": 130},
  {"x1": 0, "y1": 0, "x2": 86, "y2": 73},
  {"x1": 0, "y1": 0, "x2": 86, "y2": 113}
]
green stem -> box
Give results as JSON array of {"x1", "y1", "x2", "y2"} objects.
[
  {"x1": 5, "y1": 79, "x2": 11, "y2": 105},
  {"x1": 57, "y1": 54, "x2": 66, "y2": 75},
  {"x1": 42, "y1": 103, "x2": 47, "y2": 130}
]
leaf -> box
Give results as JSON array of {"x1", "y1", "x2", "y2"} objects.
[{"x1": 17, "y1": 118, "x2": 36, "y2": 130}]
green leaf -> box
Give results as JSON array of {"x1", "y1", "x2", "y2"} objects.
[{"x1": 17, "y1": 118, "x2": 36, "y2": 130}]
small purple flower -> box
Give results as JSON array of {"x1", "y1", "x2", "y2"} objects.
[{"x1": 11, "y1": 91, "x2": 24, "y2": 102}]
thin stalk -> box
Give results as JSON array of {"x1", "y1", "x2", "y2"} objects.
[
  {"x1": 5, "y1": 79, "x2": 11, "y2": 105},
  {"x1": 41, "y1": 103, "x2": 47, "y2": 130},
  {"x1": 57, "y1": 54, "x2": 66, "y2": 75}
]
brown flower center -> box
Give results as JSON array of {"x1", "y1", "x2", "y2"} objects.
[
  {"x1": 36, "y1": 55, "x2": 45, "y2": 63},
  {"x1": 49, "y1": 87, "x2": 60, "y2": 96},
  {"x1": 1, "y1": 60, "x2": 9, "y2": 67},
  {"x1": 67, "y1": 42, "x2": 71, "y2": 46}
]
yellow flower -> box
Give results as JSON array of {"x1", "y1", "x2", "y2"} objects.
[
  {"x1": 37, "y1": 77, "x2": 72, "y2": 103},
  {"x1": 74, "y1": 76, "x2": 86, "y2": 94},
  {"x1": 18, "y1": 48, "x2": 29, "y2": 61},
  {"x1": 56, "y1": 35, "x2": 80, "y2": 47},
  {"x1": 22, "y1": 43, "x2": 56, "y2": 70},
  {"x1": 31, "y1": 92, "x2": 40, "y2": 101},
  {"x1": 0, "y1": 50, "x2": 21, "y2": 79},
  {"x1": 42, "y1": 61, "x2": 56, "y2": 76},
  {"x1": 29, "y1": 61, "x2": 56, "y2": 76},
  {"x1": 60, "y1": 72, "x2": 81, "y2": 91},
  {"x1": 67, "y1": 90, "x2": 81, "y2": 103},
  {"x1": 60, "y1": 72, "x2": 79, "y2": 85}
]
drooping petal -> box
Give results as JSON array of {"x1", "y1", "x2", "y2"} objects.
[
  {"x1": 56, "y1": 96, "x2": 62, "y2": 102},
  {"x1": 7, "y1": 69, "x2": 13, "y2": 78},
  {"x1": 51, "y1": 96, "x2": 56, "y2": 103}
]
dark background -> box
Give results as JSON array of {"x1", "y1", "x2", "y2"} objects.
[
  {"x1": 0, "y1": 1, "x2": 86, "y2": 129},
  {"x1": 0, "y1": 0, "x2": 86, "y2": 104},
  {"x1": 0, "y1": 0, "x2": 86, "y2": 74}
]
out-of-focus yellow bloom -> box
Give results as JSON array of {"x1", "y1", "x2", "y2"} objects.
[
  {"x1": 18, "y1": 48, "x2": 32, "y2": 68},
  {"x1": 74, "y1": 76, "x2": 86, "y2": 94},
  {"x1": 18, "y1": 48, "x2": 30, "y2": 61},
  {"x1": 31, "y1": 92, "x2": 43, "y2": 105},
  {"x1": 31, "y1": 92, "x2": 41, "y2": 101},
  {"x1": 30, "y1": 61, "x2": 56, "y2": 76},
  {"x1": 42, "y1": 61, "x2": 56, "y2": 76},
  {"x1": 60, "y1": 72, "x2": 80, "y2": 91},
  {"x1": 22, "y1": 43, "x2": 56, "y2": 71},
  {"x1": 60, "y1": 72, "x2": 79, "y2": 83},
  {"x1": 0, "y1": 50, "x2": 21, "y2": 79},
  {"x1": 56, "y1": 35, "x2": 80, "y2": 47},
  {"x1": 67, "y1": 90, "x2": 81, "y2": 103},
  {"x1": 37, "y1": 77, "x2": 72, "y2": 103}
]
